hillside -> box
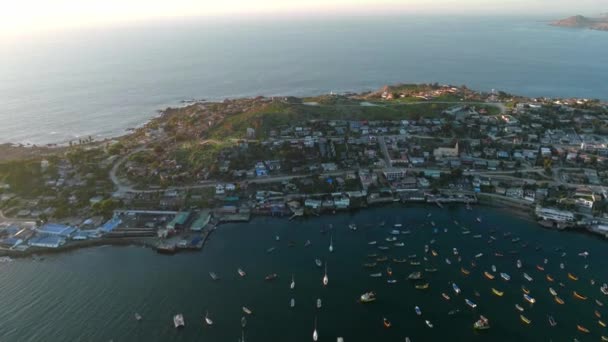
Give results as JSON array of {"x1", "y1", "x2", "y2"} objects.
[{"x1": 551, "y1": 15, "x2": 608, "y2": 31}]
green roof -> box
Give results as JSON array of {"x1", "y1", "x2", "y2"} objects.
[{"x1": 167, "y1": 211, "x2": 190, "y2": 229}]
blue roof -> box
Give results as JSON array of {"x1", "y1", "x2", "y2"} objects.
[
  {"x1": 99, "y1": 217, "x2": 121, "y2": 233},
  {"x1": 29, "y1": 235, "x2": 64, "y2": 246},
  {"x1": 38, "y1": 223, "x2": 76, "y2": 236}
]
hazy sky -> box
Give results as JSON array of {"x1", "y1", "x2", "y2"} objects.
[{"x1": 1, "y1": 0, "x2": 605, "y2": 34}]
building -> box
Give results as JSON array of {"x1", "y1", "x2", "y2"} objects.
[
  {"x1": 167, "y1": 212, "x2": 191, "y2": 231},
  {"x1": 535, "y1": 206, "x2": 574, "y2": 222},
  {"x1": 433, "y1": 142, "x2": 459, "y2": 159},
  {"x1": 28, "y1": 235, "x2": 65, "y2": 248},
  {"x1": 36, "y1": 223, "x2": 76, "y2": 238},
  {"x1": 383, "y1": 168, "x2": 407, "y2": 181}
]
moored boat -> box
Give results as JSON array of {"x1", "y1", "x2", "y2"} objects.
[
  {"x1": 461, "y1": 268, "x2": 470, "y2": 275},
  {"x1": 500, "y1": 273, "x2": 511, "y2": 281},
  {"x1": 568, "y1": 273, "x2": 578, "y2": 281},
  {"x1": 484, "y1": 271, "x2": 495, "y2": 280},
  {"x1": 453, "y1": 283, "x2": 461, "y2": 294},
  {"x1": 442, "y1": 293, "x2": 451, "y2": 300},
  {"x1": 415, "y1": 283, "x2": 429, "y2": 290},
  {"x1": 555, "y1": 296, "x2": 565, "y2": 305},
  {"x1": 408, "y1": 272, "x2": 423, "y2": 280},
  {"x1": 516, "y1": 260, "x2": 522, "y2": 269},
  {"x1": 316, "y1": 298, "x2": 322, "y2": 309},
  {"x1": 548, "y1": 315, "x2": 556, "y2": 327},
  {"x1": 173, "y1": 314, "x2": 185, "y2": 328},
  {"x1": 492, "y1": 288, "x2": 504, "y2": 296},
  {"x1": 383, "y1": 317, "x2": 391, "y2": 328},
  {"x1": 415, "y1": 306, "x2": 422, "y2": 316},
  {"x1": 425, "y1": 320, "x2": 433, "y2": 328},
  {"x1": 370, "y1": 272, "x2": 382, "y2": 278},
  {"x1": 524, "y1": 294, "x2": 536, "y2": 304},
  {"x1": 360, "y1": 291, "x2": 376, "y2": 303},
  {"x1": 523, "y1": 273, "x2": 533, "y2": 282},
  {"x1": 473, "y1": 315, "x2": 490, "y2": 330},
  {"x1": 546, "y1": 274, "x2": 554, "y2": 282},
  {"x1": 573, "y1": 291, "x2": 587, "y2": 300},
  {"x1": 265, "y1": 273, "x2": 278, "y2": 281},
  {"x1": 204, "y1": 311, "x2": 213, "y2": 326},
  {"x1": 600, "y1": 320, "x2": 606, "y2": 327},
  {"x1": 536, "y1": 265, "x2": 544, "y2": 271},
  {"x1": 238, "y1": 268, "x2": 246, "y2": 277},
  {"x1": 577, "y1": 324, "x2": 590, "y2": 333},
  {"x1": 315, "y1": 259, "x2": 323, "y2": 267},
  {"x1": 515, "y1": 304, "x2": 524, "y2": 312},
  {"x1": 363, "y1": 262, "x2": 377, "y2": 268},
  {"x1": 520, "y1": 315, "x2": 531, "y2": 324},
  {"x1": 549, "y1": 287, "x2": 557, "y2": 296},
  {"x1": 465, "y1": 298, "x2": 477, "y2": 308},
  {"x1": 521, "y1": 285, "x2": 530, "y2": 294},
  {"x1": 209, "y1": 272, "x2": 220, "y2": 281},
  {"x1": 242, "y1": 306, "x2": 253, "y2": 315}
]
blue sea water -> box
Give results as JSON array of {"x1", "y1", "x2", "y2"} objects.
[{"x1": 0, "y1": 15, "x2": 607, "y2": 144}]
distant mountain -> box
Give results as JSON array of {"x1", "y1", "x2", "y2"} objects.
[{"x1": 551, "y1": 15, "x2": 608, "y2": 31}]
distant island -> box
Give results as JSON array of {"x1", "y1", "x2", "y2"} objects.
[{"x1": 551, "y1": 14, "x2": 608, "y2": 31}]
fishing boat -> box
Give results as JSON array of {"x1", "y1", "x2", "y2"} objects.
[
  {"x1": 304, "y1": 240, "x2": 311, "y2": 247},
  {"x1": 568, "y1": 273, "x2": 578, "y2": 281},
  {"x1": 378, "y1": 246, "x2": 390, "y2": 251},
  {"x1": 204, "y1": 311, "x2": 213, "y2": 326},
  {"x1": 315, "y1": 259, "x2": 323, "y2": 267},
  {"x1": 573, "y1": 291, "x2": 587, "y2": 300},
  {"x1": 475, "y1": 253, "x2": 483, "y2": 258},
  {"x1": 237, "y1": 268, "x2": 246, "y2": 277},
  {"x1": 425, "y1": 320, "x2": 433, "y2": 328},
  {"x1": 363, "y1": 262, "x2": 377, "y2": 268},
  {"x1": 370, "y1": 272, "x2": 382, "y2": 278},
  {"x1": 386, "y1": 267, "x2": 393, "y2": 276},
  {"x1": 520, "y1": 315, "x2": 531, "y2": 324},
  {"x1": 517, "y1": 260, "x2": 522, "y2": 269},
  {"x1": 536, "y1": 265, "x2": 545, "y2": 271},
  {"x1": 383, "y1": 317, "x2": 392, "y2": 328},
  {"x1": 577, "y1": 325, "x2": 590, "y2": 333},
  {"x1": 241, "y1": 316, "x2": 247, "y2": 328},
  {"x1": 316, "y1": 298, "x2": 322, "y2": 309},
  {"x1": 394, "y1": 242, "x2": 405, "y2": 247},
  {"x1": 546, "y1": 274, "x2": 554, "y2": 282},
  {"x1": 515, "y1": 304, "x2": 524, "y2": 312},
  {"x1": 290, "y1": 275, "x2": 295, "y2": 289},
  {"x1": 453, "y1": 283, "x2": 461, "y2": 294},
  {"x1": 290, "y1": 298, "x2": 295, "y2": 308},
  {"x1": 242, "y1": 306, "x2": 253, "y2": 315},
  {"x1": 461, "y1": 268, "x2": 470, "y2": 275},
  {"x1": 408, "y1": 272, "x2": 423, "y2": 280},
  {"x1": 368, "y1": 241, "x2": 377, "y2": 245},
  {"x1": 523, "y1": 273, "x2": 533, "y2": 282},
  {"x1": 387, "y1": 279, "x2": 397, "y2": 284},
  {"x1": 415, "y1": 283, "x2": 429, "y2": 290},
  {"x1": 134, "y1": 313, "x2": 142, "y2": 321},
  {"x1": 492, "y1": 288, "x2": 504, "y2": 297},
  {"x1": 484, "y1": 271, "x2": 495, "y2": 280},
  {"x1": 209, "y1": 272, "x2": 220, "y2": 281},
  {"x1": 431, "y1": 250, "x2": 438, "y2": 257},
  {"x1": 410, "y1": 260, "x2": 421, "y2": 266},
  {"x1": 554, "y1": 297, "x2": 565, "y2": 305},
  {"x1": 415, "y1": 306, "x2": 422, "y2": 315},
  {"x1": 266, "y1": 247, "x2": 276, "y2": 253},
  {"x1": 524, "y1": 294, "x2": 536, "y2": 304},
  {"x1": 442, "y1": 293, "x2": 451, "y2": 300},
  {"x1": 473, "y1": 315, "x2": 490, "y2": 330},
  {"x1": 445, "y1": 258, "x2": 452, "y2": 265},
  {"x1": 500, "y1": 273, "x2": 511, "y2": 281},
  {"x1": 392, "y1": 258, "x2": 407, "y2": 263},
  {"x1": 173, "y1": 314, "x2": 185, "y2": 328},
  {"x1": 329, "y1": 236, "x2": 333, "y2": 252},
  {"x1": 323, "y1": 264, "x2": 328, "y2": 286},
  {"x1": 548, "y1": 315, "x2": 557, "y2": 327},
  {"x1": 491, "y1": 265, "x2": 497, "y2": 273},
  {"x1": 600, "y1": 320, "x2": 606, "y2": 328},
  {"x1": 313, "y1": 318, "x2": 318, "y2": 341},
  {"x1": 597, "y1": 299, "x2": 605, "y2": 306},
  {"x1": 360, "y1": 292, "x2": 376, "y2": 303},
  {"x1": 522, "y1": 286, "x2": 530, "y2": 294},
  {"x1": 265, "y1": 273, "x2": 278, "y2": 281},
  {"x1": 377, "y1": 256, "x2": 388, "y2": 262},
  {"x1": 453, "y1": 248, "x2": 459, "y2": 255},
  {"x1": 549, "y1": 287, "x2": 557, "y2": 296},
  {"x1": 465, "y1": 299, "x2": 477, "y2": 308}
]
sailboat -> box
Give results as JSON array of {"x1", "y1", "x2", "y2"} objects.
[
  {"x1": 323, "y1": 263, "x2": 329, "y2": 286},
  {"x1": 290, "y1": 275, "x2": 295, "y2": 289},
  {"x1": 329, "y1": 235, "x2": 334, "y2": 252},
  {"x1": 313, "y1": 317, "x2": 318, "y2": 341},
  {"x1": 204, "y1": 311, "x2": 213, "y2": 325}
]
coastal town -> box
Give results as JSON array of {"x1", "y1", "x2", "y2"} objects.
[{"x1": 1, "y1": 83, "x2": 608, "y2": 256}]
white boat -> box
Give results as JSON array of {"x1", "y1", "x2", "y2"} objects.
[
  {"x1": 523, "y1": 273, "x2": 533, "y2": 282},
  {"x1": 134, "y1": 313, "x2": 142, "y2": 321},
  {"x1": 394, "y1": 223, "x2": 403, "y2": 228},
  {"x1": 337, "y1": 338, "x2": 344, "y2": 342},
  {"x1": 368, "y1": 241, "x2": 377, "y2": 245},
  {"x1": 348, "y1": 223, "x2": 357, "y2": 231},
  {"x1": 209, "y1": 272, "x2": 220, "y2": 281},
  {"x1": 425, "y1": 320, "x2": 433, "y2": 328},
  {"x1": 491, "y1": 265, "x2": 497, "y2": 273},
  {"x1": 500, "y1": 273, "x2": 511, "y2": 281},
  {"x1": 290, "y1": 298, "x2": 295, "y2": 308},
  {"x1": 517, "y1": 260, "x2": 522, "y2": 269},
  {"x1": 394, "y1": 242, "x2": 405, "y2": 247},
  {"x1": 386, "y1": 236, "x2": 397, "y2": 242},
  {"x1": 445, "y1": 258, "x2": 451, "y2": 265},
  {"x1": 578, "y1": 251, "x2": 589, "y2": 257},
  {"x1": 323, "y1": 264, "x2": 329, "y2": 286},
  {"x1": 204, "y1": 311, "x2": 213, "y2": 325},
  {"x1": 329, "y1": 235, "x2": 333, "y2": 253},
  {"x1": 238, "y1": 268, "x2": 246, "y2": 277},
  {"x1": 242, "y1": 306, "x2": 253, "y2": 315},
  {"x1": 313, "y1": 317, "x2": 318, "y2": 341},
  {"x1": 173, "y1": 313, "x2": 185, "y2": 328},
  {"x1": 315, "y1": 259, "x2": 323, "y2": 267},
  {"x1": 560, "y1": 262, "x2": 564, "y2": 269},
  {"x1": 317, "y1": 298, "x2": 322, "y2": 309},
  {"x1": 465, "y1": 298, "x2": 477, "y2": 308},
  {"x1": 275, "y1": 235, "x2": 280, "y2": 241},
  {"x1": 370, "y1": 272, "x2": 382, "y2": 277},
  {"x1": 453, "y1": 248, "x2": 459, "y2": 256},
  {"x1": 475, "y1": 253, "x2": 483, "y2": 258},
  {"x1": 290, "y1": 275, "x2": 295, "y2": 289}
]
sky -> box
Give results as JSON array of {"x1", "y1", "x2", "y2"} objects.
[{"x1": 1, "y1": 0, "x2": 605, "y2": 35}]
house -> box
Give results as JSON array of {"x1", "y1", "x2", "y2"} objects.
[{"x1": 433, "y1": 142, "x2": 459, "y2": 159}]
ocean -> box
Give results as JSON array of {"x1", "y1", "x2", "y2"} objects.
[
  {"x1": 0, "y1": 205, "x2": 607, "y2": 341},
  {"x1": 0, "y1": 15, "x2": 607, "y2": 145}
]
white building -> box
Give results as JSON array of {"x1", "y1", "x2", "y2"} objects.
[{"x1": 535, "y1": 206, "x2": 574, "y2": 222}]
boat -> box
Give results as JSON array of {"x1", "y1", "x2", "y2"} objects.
[
  {"x1": 520, "y1": 315, "x2": 531, "y2": 324},
  {"x1": 600, "y1": 320, "x2": 607, "y2": 328},
  {"x1": 492, "y1": 288, "x2": 504, "y2": 297},
  {"x1": 368, "y1": 241, "x2": 377, "y2": 245},
  {"x1": 515, "y1": 304, "x2": 524, "y2": 312},
  {"x1": 473, "y1": 234, "x2": 482, "y2": 239},
  {"x1": 597, "y1": 299, "x2": 604, "y2": 306},
  {"x1": 290, "y1": 275, "x2": 295, "y2": 289},
  {"x1": 425, "y1": 320, "x2": 434, "y2": 328},
  {"x1": 394, "y1": 242, "x2": 405, "y2": 247},
  {"x1": 173, "y1": 314, "x2": 185, "y2": 328},
  {"x1": 415, "y1": 306, "x2": 422, "y2": 315},
  {"x1": 549, "y1": 287, "x2": 557, "y2": 296},
  {"x1": 461, "y1": 268, "x2": 471, "y2": 275},
  {"x1": 522, "y1": 286, "x2": 530, "y2": 294},
  {"x1": 442, "y1": 293, "x2": 451, "y2": 300},
  {"x1": 360, "y1": 291, "x2": 376, "y2": 303},
  {"x1": 323, "y1": 264, "x2": 328, "y2": 286},
  {"x1": 473, "y1": 315, "x2": 490, "y2": 330},
  {"x1": 475, "y1": 253, "x2": 483, "y2": 258},
  {"x1": 363, "y1": 262, "x2": 377, "y2": 268},
  {"x1": 548, "y1": 315, "x2": 557, "y2": 327},
  {"x1": 577, "y1": 325, "x2": 590, "y2": 333},
  {"x1": 524, "y1": 294, "x2": 536, "y2": 304},
  {"x1": 242, "y1": 306, "x2": 253, "y2": 315},
  {"x1": 385, "y1": 237, "x2": 397, "y2": 242},
  {"x1": 598, "y1": 311, "x2": 604, "y2": 319},
  {"x1": 265, "y1": 273, "x2": 278, "y2": 281},
  {"x1": 209, "y1": 272, "x2": 220, "y2": 281},
  {"x1": 425, "y1": 268, "x2": 437, "y2": 273},
  {"x1": 578, "y1": 251, "x2": 589, "y2": 257},
  {"x1": 275, "y1": 235, "x2": 280, "y2": 241},
  {"x1": 316, "y1": 298, "x2": 322, "y2": 309},
  {"x1": 238, "y1": 268, "x2": 246, "y2": 277},
  {"x1": 313, "y1": 318, "x2": 318, "y2": 341},
  {"x1": 266, "y1": 247, "x2": 276, "y2": 253},
  {"x1": 465, "y1": 298, "x2": 477, "y2": 308},
  {"x1": 383, "y1": 317, "x2": 391, "y2": 328},
  {"x1": 573, "y1": 291, "x2": 587, "y2": 300},
  {"x1": 500, "y1": 273, "x2": 511, "y2": 281},
  {"x1": 491, "y1": 265, "x2": 497, "y2": 273},
  {"x1": 378, "y1": 246, "x2": 390, "y2": 251},
  {"x1": 431, "y1": 250, "x2": 438, "y2": 257},
  {"x1": 348, "y1": 223, "x2": 357, "y2": 231},
  {"x1": 377, "y1": 256, "x2": 388, "y2": 262},
  {"x1": 602, "y1": 336, "x2": 608, "y2": 341},
  {"x1": 390, "y1": 229, "x2": 401, "y2": 235},
  {"x1": 315, "y1": 259, "x2": 323, "y2": 267},
  {"x1": 554, "y1": 297, "x2": 565, "y2": 304},
  {"x1": 424, "y1": 245, "x2": 429, "y2": 253},
  {"x1": 546, "y1": 274, "x2": 554, "y2": 282},
  {"x1": 445, "y1": 258, "x2": 452, "y2": 265},
  {"x1": 560, "y1": 262, "x2": 565, "y2": 269},
  {"x1": 394, "y1": 223, "x2": 402, "y2": 228},
  {"x1": 290, "y1": 298, "x2": 295, "y2": 308},
  {"x1": 387, "y1": 279, "x2": 397, "y2": 284},
  {"x1": 484, "y1": 271, "x2": 495, "y2": 280},
  {"x1": 568, "y1": 273, "x2": 578, "y2": 281},
  {"x1": 523, "y1": 273, "x2": 533, "y2": 282},
  {"x1": 370, "y1": 272, "x2": 382, "y2": 278},
  {"x1": 476, "y1": 217, "x2": 482, "y2": 223},
  {"x1": 516, "y1": 260, "x2": 522, "y2": 269},
  {"x1": 386, "y1": 267, "x2": 393, "y2": 276},
  {"x1": 453, "y1": 248, "x2": 459, "y2": 255},
  {"x1": 602, "y1": 284, "x2": 608, "y2": 295},
  {"x1": 329, "y1": 236, "x2": 333, "y2": 252},
  {"x1": 415, "y1": 283, "x2": 429, "y2": 290},
  {"x1": 134, "y1": 313, "x2": 142, "y2": 321},
  {"x1": 304, "y1": 240, "x2": 311, "y2": 247},
  {"x1": 241, "y1": 316, "x2": 247, "y2": 328},
  {"x1": 453, "y1": 283, "x2": 461, "y2": 294},
  {"x1": 204, "y1": 311, "x2": 213, "y2": 325},
  {"x1": 536, "y1": 265, "x2": 544, "y2": 271},
  {"x1": 392, "y1": 258, "x2": 407, "y2": 263},
  {"x1": 511, "y1": 237, "x2": 521, "y2": 243},
  {"x1": 408, "y1": 272, "x2": 423, "y2": 280}
]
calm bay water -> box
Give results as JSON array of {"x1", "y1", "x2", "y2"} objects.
[
  {"x1": 0, "y1": 205, "x2": 607, "y2": 341},
  {"x1": 0, "y1": 16, "x2": 607, "y2": 144}
]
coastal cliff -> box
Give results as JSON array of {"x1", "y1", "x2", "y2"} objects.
[{"x1": 551, "y1": 15, "x2": 608, "y2": 31}]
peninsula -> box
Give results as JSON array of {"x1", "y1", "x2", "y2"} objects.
[{"x1": 550, "y1": 14, "x2": 608, "y2": 31}]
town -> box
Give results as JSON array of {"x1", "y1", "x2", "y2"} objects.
[{"x1": 1, "y1": 83, "x2": 608, "y2": 256}]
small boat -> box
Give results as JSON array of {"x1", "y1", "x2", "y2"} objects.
[
  {"x1": 315, "y1": 259, "x2": 323, "y2": 267},
  {"x1": 383, "y1": 317, "x2": 392, "y2": 328},
  {"x1": 453, "y1": 283, "x2": 461, "y2": 294},
  {"x1": 378, "y1": 246, "x2": 390, "y2": 251},
  {"x1": 266, "y1": 247, "x2": 276, "y2": 253},
  {"x1": 329, "y1": 236, "x2": 333, "y2": 252},
  {"x1": 461, "y1": 268, "x2": 470, "y2": 275},
  {"x1": 323, "y1": 264, "x2": 328, "y2": 286},
  {"x1": 473, "y1": 234, "x2": 482, "y2": 239},
  {"x1": 536, "y1": 265, "x2": 545, "y2": 271},
  {"x1": 408, "y1": 272, "x2": 423, "y2": 280},
  {"x1": 290, "y1": 275, "x2": 295, "y2": 289},
  {"x1": 425, "y1": 268, "x2": 438, "y2": 273},
  {"x1": 425, "y1": 320, "x2": 433, "y2": 328},
  {"x1": 275, "y1": 235, "x2": 280, "y2": 241},
  {"x1": 415, "y1": 283, "x2": 429, "y2": 290},
  {"x1": 360, "y1": 292, "x2": 376, "y2": 303},
  {"x1": 390, "y1": 229, "x2": 400, "y2": 235},
  {"x1": 363, "y1": 262, "x2": 377, "y2": 268},
  {"x1": 392, "y1": 258, "x2": 407, "y2": 263},
  {"x1": 377, "y1": 256, "x2": 388, "y2": 262},
  {"x1": 442, "y1": 293, "x2": 451, "y2": 300},
  {"x1": 492, "y1": 288, "x2": 504, "y2": 297},
  {"x1": 386, "y1": 267, "x2": 393, "y2": 276},
  {"x1": 387, "y1": 279, "x2": 397, "y2": 284},
  {"x1": 424, "y1": 245, "x2": 429, "y2": 253},
  {"x1": 577, "y1": 325, "x2": 590, "y2": 333},
  {"x1": 385, "y1": 237, "x2": 397, "y2": 242},
  {"x1": 409, "y1": 254, "x2": 417, "y2": 259},
  {"x1": 546, "y1": 274, "x2": 554, "y2": 282},
  {"x1": 394, "y1": 242, "x2": 405, "y2": 247},
  {"x1": 522, "y1": 286, "x2": 530, "y2": 294},
  {"x1": 173, "y1": 314, "x2": 185, "y2": 328},
  {"x1": 573, "y1": 291, "x2": 587, "y2": 300},
  {"x1": 316, "y1": 298, "x2": 322, "y2": 309},
  {"x1": 597, "y1": 299, "x2": 605, "y2": 306},
  {"x1": 500, "y1": 273, "x2": 511, "y2": 281},
  {"x1": 238, "y1": 268, "x2": 246, "y2": 277},
  {"x1": 465, "y1": 298, "x2": 477, "y2": 308},
  {"x1": 431, "y1": 250, "x2": 438, "y2": 257},
  {"x1": 549, "y1": 287, "x2": 557, "y2": 296},
  {"x1": 476, "y1": 217, "x2": 482, "y2": 223},
  {"x1": 578, "y1": 251, "x2": 589, "y2": 257},
  {"x1": 516, "y1": 260, "x2": 522, "y2": 269},
  {"x1": 548, "y1": 315, "x2": 557, "y2": 327},
  {"x1": 600, "y1": 320, "x2": 607, "y2": 328},
  {"x1": 265, "y1": 273, "x2": 278, "y2": 281},
  {"x1": 484, "y1": 272, "x2": 495, "y2": 280},
  {"x1": 348, "y1": 223, "x2": 357, "y2": 230},
  {"x1": 313, "y1": 318, "x2": 318, "y2": 341},
  {"x1": 554, "y1": 296, "x2": 565, "y2": 305},
  {"x1": 304, "y1": 240, "x2": 311, "y2": 247},
  {"x1": 204, "y1": 311, "x2": 213, "y2": 325},
  {"x1": 515, "y1": 304, "x2": 524, "y2": 312},
  {"x1": 368, "y1": 241, "x2": 377, "y2": 245},
  {"x1": 520, "y1": 315, "x2": 531, "y2": 324},
  {"x1": 394, "y1": 223, "x2": 402, "y2": 228},
  {"x1": 415, "y1": 306, "x2": 422, "y2": 315},
  {"x1": 134, "y1": 313, "x2": 142, "y2": 321},
  {"x1": 524, "y1": 294, "x2": 536, "y2": 304},
  {"x1": 290, "y1": 298, "x2": 295, "y2": 308},
  {"x1": 511, "y1": 237, "x2": 521, "y2": 243},
  {"x1": 445, "y1": 258, "x2": 452, "y2": 265},
  {"x1": 242, "y1": 306, "x2": 253, "y2": 315},
  {"x1": 602, "y1": 336, "x2": 608, "y2": 341},
  {"x1": 523, "y1": 273, "x2": 533, "y2": 282},
  {"x1": 475, "y1": 253, "x2": 483, "y2": 258},
  {"x1": 370, "y1": 272, "x2": 382, "y2": 278},
  {"x1": 241, "y1": 316, "x2": 247, "y2": 328},
  {"x1": 568, "y1": 273, "x2": 578, "y2": 281},
  {"x1": 209, "y1": 272, "x2": 220, "y2": 281},
  {"x1": 473, "y1": 315, "x2": 490, "y2": 330},
  {"x1": 560, "y1": 262, "x2": 565, "y2": 269},
  {"x1": 453, "y1": 248, "x2": 459, "y2": 255},
  {"x1": 491, "y1": 265, "x2": 497, "y2": 273}
]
